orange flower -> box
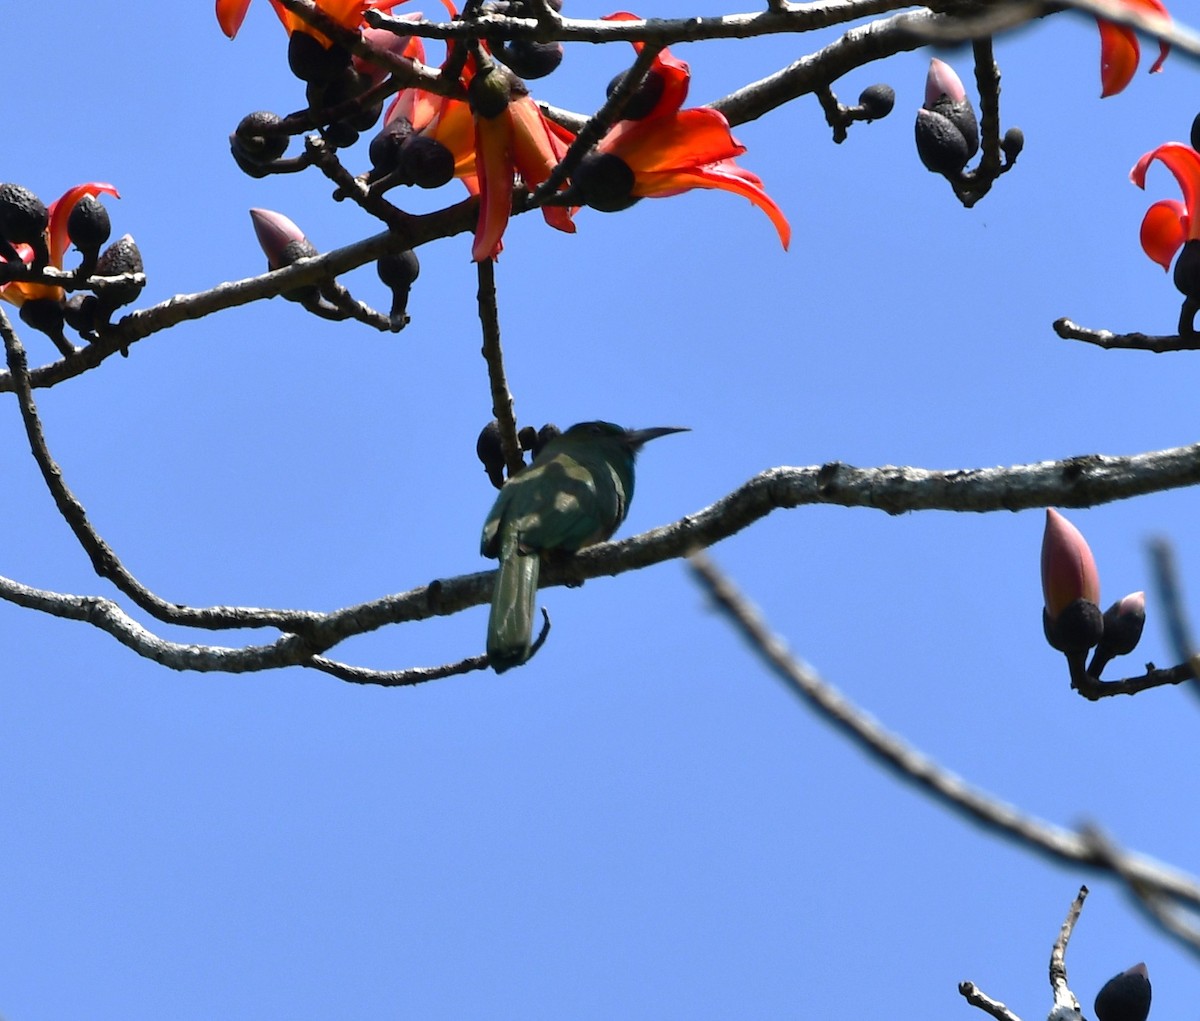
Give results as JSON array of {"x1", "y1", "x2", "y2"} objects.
[
  {"x1": 575, "y1": 17, "x2": 790, "y2": 249},
  {"x1": 1098, "y1": 0, "x2": 1170, "y2": 97},
  {"x1": 0, "y1": 183, "x2": 119, "y2": 307}
]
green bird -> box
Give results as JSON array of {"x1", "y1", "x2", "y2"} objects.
[{"x1": 480, "y1": 421, "x2": 688, "y2": 673}]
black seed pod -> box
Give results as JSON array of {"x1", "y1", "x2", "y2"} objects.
[
  {"x1": 321, "y1": 122, "x2": 360, "y2": 149},
  {"x1": 1094, "y1": 964, "x2": 1151, "y2": 1021},
  {"x1": 0, "y1": 183, "x2": 48, "y2": 244},
  {"x1": 398, "y1": 136, "x2": 456, "y2": 189},
  {"x1": 66, "y1": 195, "x2": 112, "y2": 256},
  {"x1": 377, "y1": 250, "x2": 420, "y2": 290},
  {"x1": 496, "y1": 39, "x2": 564, "y2": 80},
  {"x1": 93, "y1": 235, "x2": 145, "y2": 312},
  {"x1": 1098, "y1": 594, "x2": 1146, "y2": 658},
  {"x1": 288, "y1": 31, "x2": 351, "y2": 85},
  {"x1": 857, "y1": 84, "x2": 895, "y2": 120},
  {"x1": 477, "y1": 420, "x2": 507, "y2": 489},
  {"x1": 1191, "y1": 112, "x2": 1200, "y2": 153},
  {"x1": 233, "y1": 111, "x2": 290, "y2": 163},
  {"x1": 19, "y1": 297, "x2": 66, "y2": 339},
  {"x1": 574, "y1": 151, "x2": 639, "y2": 212},
  {"x1": 606, "y1": 69, "x2": 665, "y2": 121},
  {"x1": 1001, "y1": 126, "x2": 1025, "y2": 163},
  {"x1": 533, "y1": 423, "x2": 561, "y2": 458},
  {"x1": 63, "y1": 293, "x2": 102, "y2": 335},
  {"x1": 1042, "y1": 600, "x2": 1104, "y2": 655},
  {"x1": 369, "y1": 117, "x2": 414, "y2": 174},
  {"x1": 915, "y1": 108, "x2": 973, "y2": 176},
  {"x1": 1174, "y1": 238, "x2": 1200, "y2": 300}
]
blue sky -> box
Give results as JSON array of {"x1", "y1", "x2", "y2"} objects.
[{"x1": 2, "y1": 2, "x2": 1199, "y2": 1018}]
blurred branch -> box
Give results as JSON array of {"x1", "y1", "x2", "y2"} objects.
[
  {"x1": 1148, "y1": 537, "x2": 1198, "y2": 665},
  {"x1": 686, "y1": 551, "x2": 1200, "y2": 912}
]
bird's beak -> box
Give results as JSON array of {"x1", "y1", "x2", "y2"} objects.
[{"x1": 626, "y1": 426, "x2": 690, "y2": 448}]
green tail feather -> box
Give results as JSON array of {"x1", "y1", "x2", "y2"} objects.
[{"x1": 487, "y1": 532, "x2": 540, "y2": 673}]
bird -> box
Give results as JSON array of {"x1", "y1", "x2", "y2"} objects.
[{"x1": 480, "y1": 420, "x2": 688, "y2": 673}]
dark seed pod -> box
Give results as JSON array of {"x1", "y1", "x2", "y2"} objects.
[
  {"x1": 66, "y1": 195, "x2": 112, "y2": 256},
  {"x1": 63, "y1": 293, "x2": 102, "y2": 335},
  {"x1": 533, "y1": 423, "x2": 561, "y2": 458},
  {"x1": 1174, "y1": 238, "x2": 1200, "y2": 300},
  {"x1": 915, "y1": 108, "x2": 973, "y2": 176},
  {"x1": 929, "y1": 94, "x2": 979, "y2": 159},
  {"x1": 369, "y1": 117, "x2": 414, "y2": 174},
  {"x1": 398, "y1": 135, "x2": 456, "y2": 189},
  {"x1": 477, "y1": 420, "x2": 507, "y2": 489},
  {"x1": 1042, "y1": 600, "x2": 1104, "y2": 655},
  {"x1": 19, "y1": 297, "x2": 67, "y2": 341},
  {"x1": 496, "y1": 39, "x2": 564, "y2": 80},
  {"x1": 1094, "y1": 964, "x2": 1151, "y2": 1021},
  {"x1": 320, "y1": 122, "x2": 360, "y2": 149},
  {"x1": 288, "y1": 31, "x2": 351, "y2": 84},
  {"x1": 1001, "y1": 126, "x2": 1025, "y2": 163},
  {"x1": 233, "y1": 111, "x2": 289, "y2": 163},
  {"x1": 1191, "y1": 112, "x2": 1200, "y2": 153},
  {"x1": 857, "y1": 84, "x2": 895, "y2": 120},
  {"x1": 93, "y1": 234, "x2": 145, "y2": 312},
  {"x1": 377, "y1": 250, "x2": 420, "y2": 290},
  {"x1": 0, "y1": 183, "x2": 48, "y2": 245},
  {"x1": 574, "y1": 151, "x2": 639, "y2": 212},
  {"x1": 606, "y1": 69, "x2": 665, "y2": 121}
]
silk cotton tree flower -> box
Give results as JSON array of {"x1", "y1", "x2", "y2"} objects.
[
  {"x1": 1129, "y1": 141, "x2": 1200, "y2": 332},
  {"x1": 571, "y1": 18, "x2": 790, "y2": 249},
  {"x1": 0, "y1": 183, "x2": 119, "y2": 308},
  {"x1": 216, "y1": 0, "x2": 409, "y2": 43},
  {"x1": 1097, "y1": 0, "x2": 1170, "y2": 97}
]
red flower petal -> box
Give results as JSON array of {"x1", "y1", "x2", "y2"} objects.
[
  {"x1": 1131, "y1": 142, "x2": 1200, "y2": 242},
  {"x1": 632, "y1": 159, "x2": 790, "y2": 249},
  {"x1": 601, "y1": 108, "x2": 744, "y2": 175},
  {"x1": 216, "y1": 0, "x2": 252, "y2": 37},
  {"x1": 1139, "y1": 198, "x2": 1186, "y2": 270},
  {"x1": 472, "y1": 113, "x2": 515, "y2": 261},
  {"x1": 47, "y1": 182, "x2": 120, "y2": 268},
  {"x1": 1098, "y1": 0, "x2": 1171, "y2": 97}
]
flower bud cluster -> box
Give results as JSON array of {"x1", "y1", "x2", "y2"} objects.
[{"x1": 1040, "y1": 509, "x2": 1146, "y2": 675}]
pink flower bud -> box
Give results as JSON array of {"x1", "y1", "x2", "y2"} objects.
[
  {"x1": 925, "y1": 58, "x2": 968, "y2": 107},
  {"x1": 248, "y1": 207, "x2": 316, "y2": 270},
  {"x1": 1041, "y1": 508, "x2": 1100, "y2": 619}
]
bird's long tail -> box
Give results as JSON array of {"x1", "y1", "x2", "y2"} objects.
[{"x1": 487, "y1": 528, "x2": 539, "y2": 673}]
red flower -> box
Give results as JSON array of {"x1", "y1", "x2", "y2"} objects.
[
  {"x1": 388, "y1": 57, "x2": 578, "y2": 262},
  {"x1": 1098, "y1": 0, "x2": 1170, "y2": 97},
  {"x1": 1129, "y1": 141, "x2": 1200, "y2": 270},
  {"x1": 575, "y1": 14, "x2": 790, "y2": 249},
  {"x1": 0, "y1": 183, "x2": 119, "y2": 307},
  {"x1": 216, "y1": 0, "x2": 410, "y2": 42}
]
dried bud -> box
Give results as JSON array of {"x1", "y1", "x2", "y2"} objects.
[
  {"x1": 377, "y1": 249, "x2": 420, "y2": 324},
  {"x1": 1192, "y1": 112, "x2": 1200, "y2": 153},
  {"x1": 477, "y1": 420, "x2": 507, "y2": 489},
  {"x1": 248, "y1": 208, "x2": 317, "y2": 270},
  {"x1": 93, "y1": 234, "x2": 145, "y2": 312},
  {"x1": 533, "y1": 423, "x2": 561, "y2": 458},
  {"x1": 496, "y1": 39, "x2": 564, "y2": 80},
  {"x1": 1094, "y1": 963, "x2": 1151, "y2": 1021},
  {"x1": 232, "y1": 111, "x2": 290, "y2": 164},
  {"x1": 63, "y1": 293, "x2": 102, "y2": 335},
  {"x1": 606, "y1": 69, "x2": 665, "y2": 121},
  {"x1": 18, "y1": 297, "x2": 69, "y2": 351},
  {"x1": 0, "y1": 183, "x2": 48, "y2": 244},
  {"x1": 574, "y1": 151, "x2": 639, "y2": 212},
  {"x1": 66, "y1": 194, "x2": 112, "y2": 256},
  {"x1": 857, "y1": 84, "x2": 895, "y2": 120}
]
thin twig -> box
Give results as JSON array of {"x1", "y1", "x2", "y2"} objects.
[
  {"x1": 1049, "y1": 886, "x2": 1086, "y2": 1014},
  {"x1": 476, "y1": 259, "x2": 524, "y2": 478},
  {"x1": 958, "y1": 982, "x2": 1023, "y2": 1021},
  {"x1": 686, "y1": 552, "x2": 1200, "y2": 908},
  {"x1": 1054, "y1": 318, "x2": 1198, "y2": 353}
]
